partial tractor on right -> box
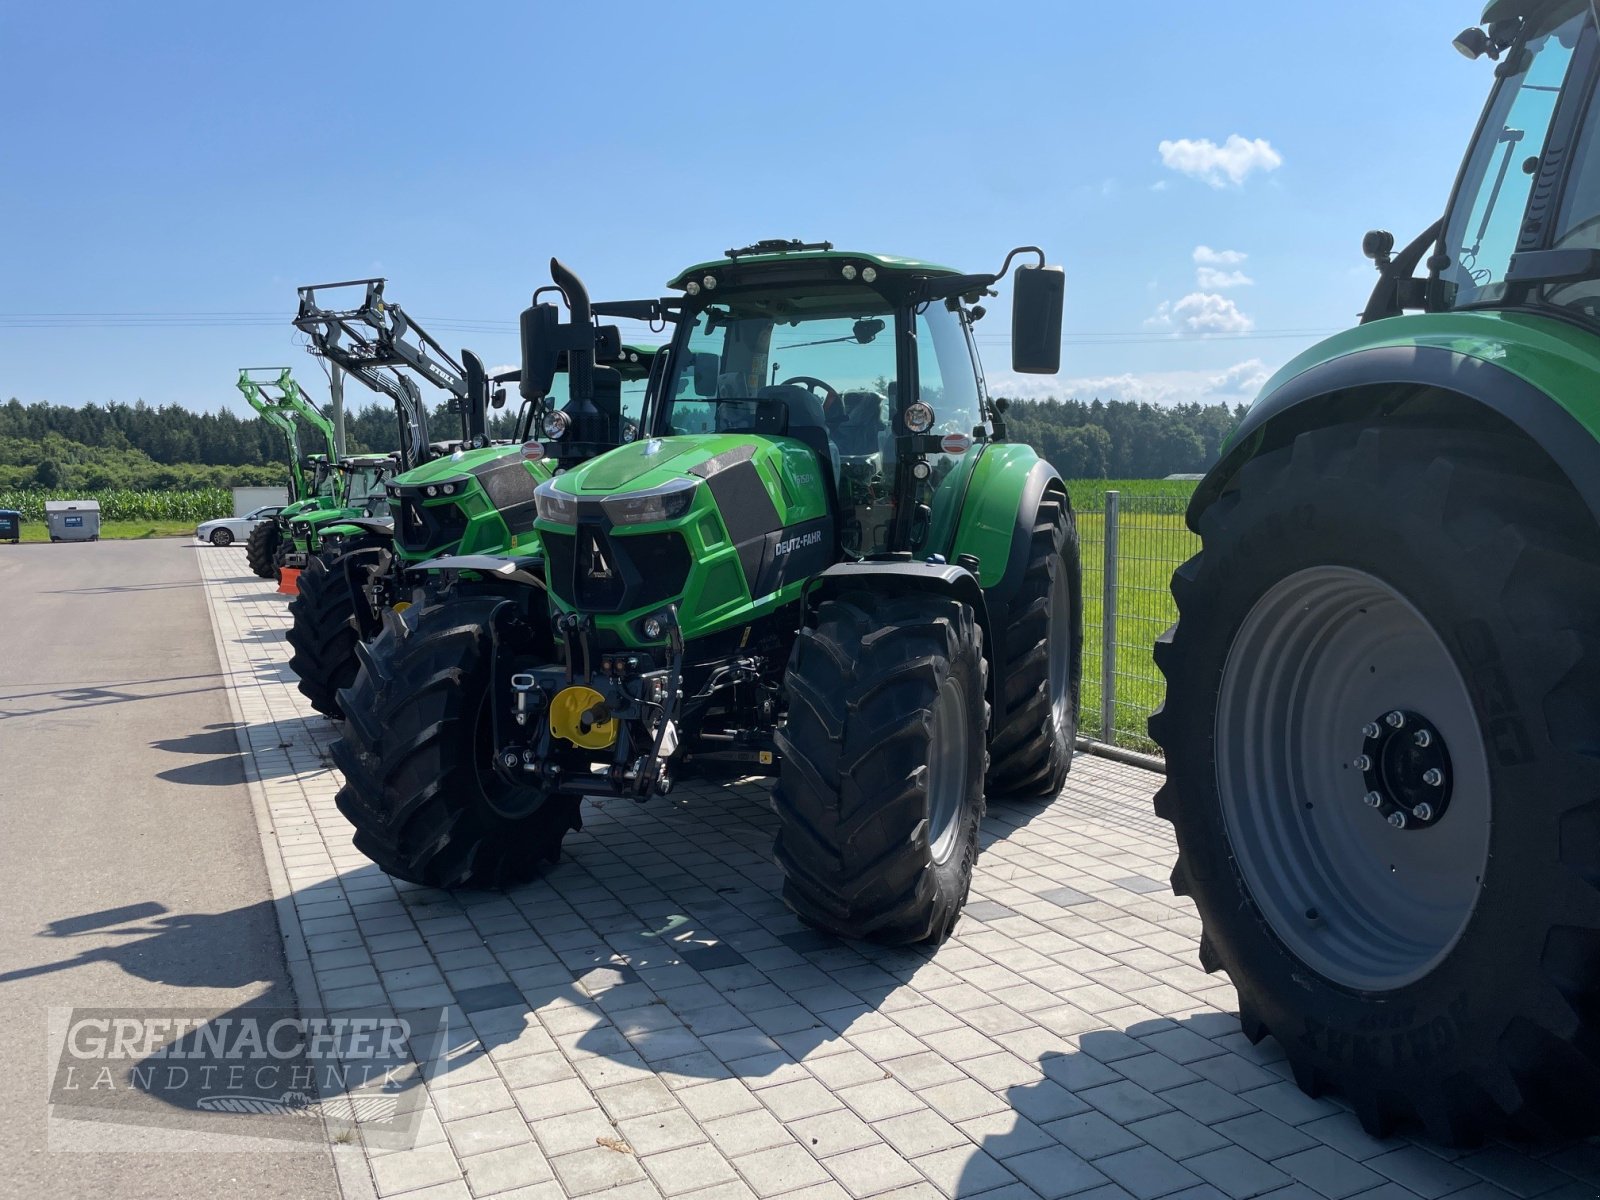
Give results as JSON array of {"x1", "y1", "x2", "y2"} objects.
[{"x1": 1152, "y1": 3, "x2": 1600, "y2": 1142}]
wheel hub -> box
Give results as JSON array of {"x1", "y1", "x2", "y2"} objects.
[{"x1": 1357, "y1": 709, "x2": 1452, "y2": 830}]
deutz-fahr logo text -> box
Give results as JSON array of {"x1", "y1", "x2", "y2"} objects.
[{"x1": 775, "y1": 529, "x2": 823, "y2": 556}]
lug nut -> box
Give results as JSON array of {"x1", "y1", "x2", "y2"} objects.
[
  {"x1": 1362, "y1": 722, "x2": 1381, "y2": 739},
  {"x1": 1388, "y1": 811, "x2": 1408, "y2": 829},
  {"x1": 1423, "y1": 768, "x2": 1444, "y2": 786},
  {"x1": 1386, "y1": 711, "x2": 1406, "y2": 729},
  {"x1": 1413, "y1": 802, "x2": 1434, "y2": 821},
  {"x1": 1364, "y1": 791, "x2": 1383, "y2": 808},
  {"x1": 1353, "y1": 755, "x2": 1371, "y2": 771},
  {"x1": 1413, "y1": 729, "x2": 1432, "y2": 748}
]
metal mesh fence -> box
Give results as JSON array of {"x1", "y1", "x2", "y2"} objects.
[{"x1": 1074, "y1": 492, "x2": 1198, "y2": 753}]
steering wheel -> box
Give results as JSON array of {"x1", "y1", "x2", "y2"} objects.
[{"x1": 780, "y1": 375, "x2": 841, "y2": 414}]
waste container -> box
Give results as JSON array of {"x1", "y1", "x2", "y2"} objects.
[
  {"x1": 0, "y1": 509, "x2": 19, "y2": 543},
  {"x1": 45, "y1": 500, "x2": 101, "y2": 542}
]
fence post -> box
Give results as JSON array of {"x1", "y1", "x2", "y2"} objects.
[{"x1": 1100, "y1": 490, "x2": 1119, "y2": 744}]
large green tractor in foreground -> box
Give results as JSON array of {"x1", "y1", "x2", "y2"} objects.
[
  {"x1": 281, "y1": 276, "x2": 659, "y2": 716},
  {"x1": 1152, "y1": 1, "x2": 1600, "y2": 1142},
  {"x1": 235, "y1": 368, "x2": 339, "y2": 578},
  {"x1": 332, "y1": 241, "x2": 1078, "y2": 944}
]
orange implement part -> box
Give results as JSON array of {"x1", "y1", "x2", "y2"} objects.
[{"x1": 276, "y1": 567, "x2": 302, "y2": 596}]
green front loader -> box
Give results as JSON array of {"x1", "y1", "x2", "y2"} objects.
[
  {"x1": 1151, "y1": 0, "x2": 1600, "y2": 1143},
  {"x1": 235, "y1": 368, "x2": 339, "y2": 578},
  {"x1": 331, "y1": 241, "x2": 1079, "y2": 946}
]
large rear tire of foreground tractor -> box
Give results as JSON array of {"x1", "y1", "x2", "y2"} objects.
[
  {"x1": 246, "y1": 521, "x2": 280, "y2": 579},
  {"x1": 1149, "y1": 424, "x2": 1600, "y2": 1144},
  {"x1": 987, "y1": 484, "x2": 1081, "y2": 799},
  {"x1": 331, "y1": 596, "x2": 581, "y2": 889},
  {"x1": 774, "y1": 591, "x2": 988, "y2": 945},
  {"x1": 285, "y1": 545, "x2": 385, "y2": 719}
]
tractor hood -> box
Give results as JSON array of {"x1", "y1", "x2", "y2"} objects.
[{"x1": 565, "y1": 436, "x2": 699, "y2": 493}]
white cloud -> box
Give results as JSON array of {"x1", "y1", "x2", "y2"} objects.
[
  {"x1": 1159, "y1": 135, "x2": 1283, "y2": 188},
  {"x1": 989, "y1": 358, "x2": 1276, "y2": 407},
  {"x1": 1193, "y1": 246, "x2": 1247, "y2": 266},
  {"x1": 1146, "y1": 292, "x2": 1255, "y2": 335},
  {"x1": 1196, "y1": 266, "x2": 1253, "y2": 289}
]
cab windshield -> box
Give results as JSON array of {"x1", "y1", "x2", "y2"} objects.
[
  {"x1": 1434, "y1": 8, "x2": 1598, "y2": 315},
  {"x1": 660, "y1": 294, "x2": 898, "y2": 439}
]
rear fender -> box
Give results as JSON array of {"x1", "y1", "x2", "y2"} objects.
[{"x1": 1193, "y1": 343, "x2": 1600, "y2": 531}]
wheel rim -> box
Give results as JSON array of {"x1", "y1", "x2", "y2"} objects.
[
  {"x1": 215, "y1": 531, "x2": 232, "y2": 545},
  {"x1": 927, "y1": 676, "x2": 970, "y2": 864},
  {"x1": 1216, "y1": 566, "x2": 1489, "y2": 991},
  {"x1": 1046, "y1": 560, "x2": 1072, "y2": 733}
]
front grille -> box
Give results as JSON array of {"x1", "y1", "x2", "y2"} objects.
[
  {"x1": 393, "y1": 497, "x2": 469, "y2": 557},
  {"x1": 544, "y1": 525, "x2": 691, "y2": 613}
]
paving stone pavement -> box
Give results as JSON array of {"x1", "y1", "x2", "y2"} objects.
[{"x1": 196, "y1": 547, "x2": 1600, "y2": 1200}]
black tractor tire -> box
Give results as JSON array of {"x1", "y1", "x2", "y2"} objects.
[
  {"x1": 986, "y1": 484, "x2": 1081, "y2": 798},
  {"x1": 246, "y1": 522, "x2": 280, "y2": 579},
  {"x1": 773, "y1": 591, "x2": 988, "y2": 945},
  {"x1": 210, "y1": 527, "x2": 234, "y2": 547},
  {"x1": 286, "y1": 550, "x2": 368, "y2": 718},
  {"x1": 331, "y1": 596, "x2": 580, "y2": 889},
  {"x1": 1149, "y1": 423, "x2": 1600, "y2": 1144}
]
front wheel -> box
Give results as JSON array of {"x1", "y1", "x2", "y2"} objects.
[
  {"x1": 285, "y1": 548, "x2": 379, "y2": 718},
  {"x1": 246, "y1": 521, "x2": 281, "y2": 579},
  {"x1": 773, "y1": 591, "x2": 988, "y2": 945},
  {"x1": 210, "y1": 528, "x2": 234, "y2": 547},
  {"x1": 331, "y1": 596, "x2": 580, "y2": 888},
  {"x1": 1150, "y1": 425, "x2": 1600, "y2": 1143}
]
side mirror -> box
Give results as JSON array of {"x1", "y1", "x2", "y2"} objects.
[
  {"x1": 595, "y1": 324, "x2": 622, "y2": 361},
  {"x1": 1011, "y1": 264, "x2": 1065, "y2": 374},
  {"x1": 492, "y1": 387, "x2": 506, "y2": 410},
  {"x1": 520, "y1": 302, "x2": 561, "y2": 400},
  {"x1": 853, "y1": 318, "x2": 886, "y2": 344},
  {"x1": 693, "y1": 352, "x2": 720, "y2": 398}
]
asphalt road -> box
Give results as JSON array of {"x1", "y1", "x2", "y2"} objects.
[{"x1": 0, "y1": 541, "x2": 338, "y2": 1198}]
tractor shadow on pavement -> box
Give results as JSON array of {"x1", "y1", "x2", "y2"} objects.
[{"x1": 151, "y1": 720, "x2": 335, "y2": 784}]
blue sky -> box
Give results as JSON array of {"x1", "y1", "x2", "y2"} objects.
[{"x1": 0, "y1": 1, "x2": 1491, "y2": 417}]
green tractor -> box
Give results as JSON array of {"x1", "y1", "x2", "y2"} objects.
[
  {"x1": 278, "y1": 453, "x2": 397, "y2": 574},
  {"x1": 235, "y1": 368, "x2": 339, "y2": 579},
  {"x1": 1152, "y1": 2, "x2": 1600, "y2": 1142},
  {"x1": 282, "y1": 276, "x2": 658, "y2": 716},
  {"x1": 332, "y1": 241, "x2": 1077, "y2": 945}
]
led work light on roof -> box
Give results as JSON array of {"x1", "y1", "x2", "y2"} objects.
[
  {"x1": 841, "y1": 264, "x2": 858, "y2": 281},
  {"x1": 685, "y1": 281, "x2": 701, "y2": 296},
  {"x1": 904, "y1": 403, "x2": 936, "y2": 434},
  {"x1": 861, "y1": 266, "x2": 877, "y2": 283},
  {"x1": 702, "y1": 275, "x2": 717, "y2": 290}
]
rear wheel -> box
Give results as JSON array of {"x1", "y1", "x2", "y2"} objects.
[
  {"x1": 987, "y1": 485, "x2": 1080, "y2": 798},
  {"x1": 209, "y1": 528, "x2": 234, "y2": 547},
  {"x1": 1150, "y1": 424, "x2": 1600, "y2": 1143},
  {"x1": 331, "y1": 596, "x2": 580, "y2": 889},
  {"x1": 773, "y1": 591, "x2": 988, "y2": 945},
  {"x1": 246, "y1": 522, "x2": 280, "y2": 578}
]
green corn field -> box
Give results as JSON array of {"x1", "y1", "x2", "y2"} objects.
[{"x1": 0, "y1": 488, "x2": 232, "y2": 523}]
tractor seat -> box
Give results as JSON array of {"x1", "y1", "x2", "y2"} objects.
[
  {"x1": 835, "y1": 391, "x2": 886, "y2": 457},
  {"x1": 757, "y1": 385, "x2": 839, "y2": 479}
]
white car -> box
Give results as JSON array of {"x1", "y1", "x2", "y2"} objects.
[{"x1": 195, "y1": 506, "x2": 283, "y2": 547}]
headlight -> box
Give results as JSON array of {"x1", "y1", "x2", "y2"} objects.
[
  {"x1": 543, "y1": 410, "x2": 571, "y2": 440},
  {"x1": 600, "y1": 478, "x2": 700, "y2": 525},
  {"x1": 293, "y1": 521, "x2": 311, "y2": 536},
  {"x1": 533, "y1": 479, "x2": 580, "y2": 525}
]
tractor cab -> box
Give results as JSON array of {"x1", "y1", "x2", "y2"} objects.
[{"x1": 1365, "y1": 2, "x2": 1600, "y2": 326}]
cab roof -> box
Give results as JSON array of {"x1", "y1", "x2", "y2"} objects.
[{"x1": 668, "y1": 241, "x2": 959, "y2": 290}]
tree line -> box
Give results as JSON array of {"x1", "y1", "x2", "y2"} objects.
[{"x1": 0, "y1": 394, "x2": 1245, "y2": 490}]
